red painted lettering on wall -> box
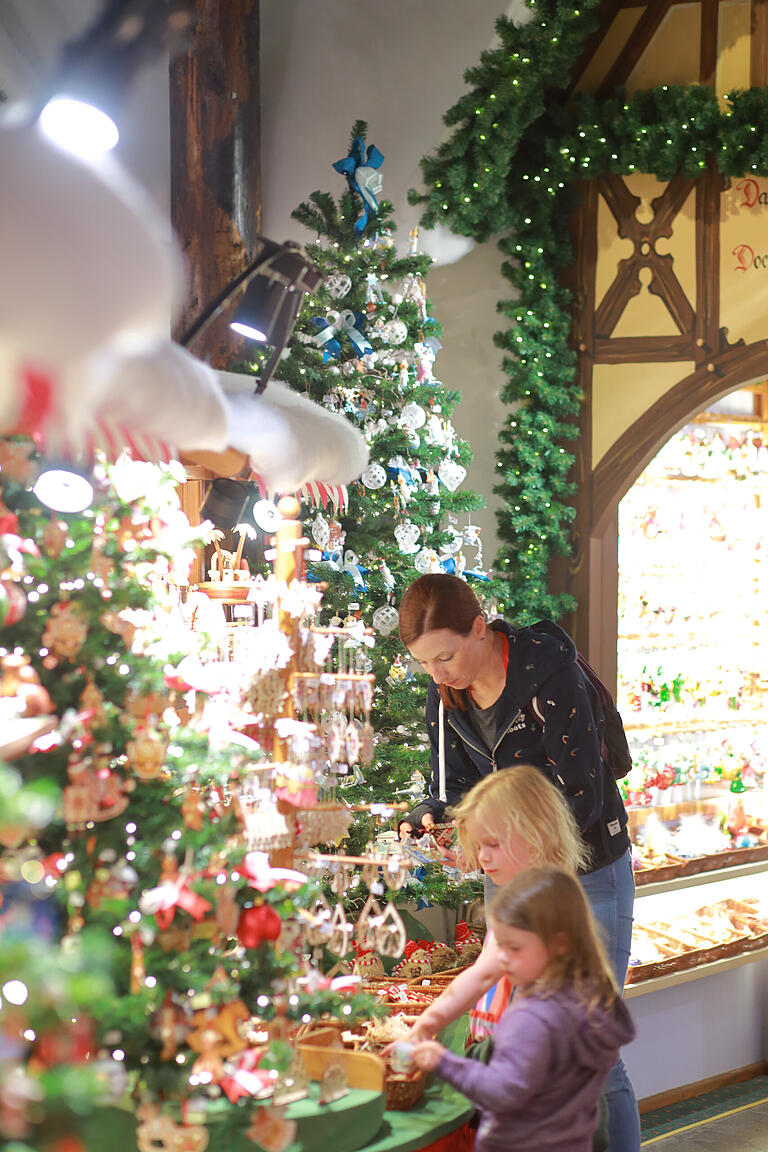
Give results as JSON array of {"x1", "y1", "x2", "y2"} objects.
[
  {"x1": 736, "y1": 178, "x2": 768, "y2": 208},
  {"x1": 733, "y1": 243, "x2": 755, "y2": 271}
]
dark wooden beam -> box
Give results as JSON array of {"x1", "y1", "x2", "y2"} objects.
[
  {"x1": 550, "y1": 182, "x2": 598, "y2": 653},
  {"x1": 599, "y1": 174, "x2": 642, "y2": 240},
  {"x1": 565, "y1": 0, "x2": 625, "y2": 97},
  {"x1": 751, "y1": 0, "x2": 768, "y2": 85},
  {"x1": 647, "y1": 253, "x2": 695, "y2": 333},
  {"x1": 594, "y1": 334, "x2": 693, "y2": 361},
  {"x1": 700, "y1": 0, "x2": 719, "y2": 86},
  {"x1": 694, "y1": 161, "x2": 724, "y2": 364},
  {"x1": 169, "y1": 0, "x2": 261, "y2": 370},
  {"x1": 594, "y1": 259, "x2": 642, "y2": 337},
  {"x1": 596, "y1": 0, "x2": 674, "y2": 97},
  {"x1": 648, "y1": 173, "x2": 697, "y2": 241}
]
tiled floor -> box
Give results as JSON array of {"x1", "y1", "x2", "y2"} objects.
[{"x1": 641, "y1": 1095, "x2": 768, "y2": 1149}]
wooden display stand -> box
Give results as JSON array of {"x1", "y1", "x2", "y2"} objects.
[{"x1": 299, "y1": 1028, "x2": 386, "y2": 1093}]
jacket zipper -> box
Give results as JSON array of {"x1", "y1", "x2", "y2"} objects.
[{"x1": 445, "y1": 713, "x2": 513, "y2": 773}]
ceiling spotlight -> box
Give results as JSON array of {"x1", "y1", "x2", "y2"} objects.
[
  {"x1": 39, "y1": 96, "x2": 120, "y2": 156},
  {"x1": 229, "y1": 241, "x2": 321, "y2": 347},
  {"x1": 33, "y1": 463, "x2": 94, "y2": 514},
  {"x1": 38, "y1": 0, "x2": 194, "y2": 155},
  {"x1": 199, "y1": 478, "x2": 249, "y2": 532},
  {"x1": 252, "y1": 499, "x2": 283, "y2": 533},
  {"x1": 181, "y1": 237, "x2": 323, "y2": 394}
]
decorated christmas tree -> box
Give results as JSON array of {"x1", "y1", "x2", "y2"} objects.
[
  {"x1": 274, "y1": 124, "x2": 496, "y2": 908},
  {"x1": 0, "y1": 446, "x2": 387, "y2": 1151}
]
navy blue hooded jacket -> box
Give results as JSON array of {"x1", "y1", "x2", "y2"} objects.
[{"x1": 408, "y1": 619, "x2": 630, "y2": 873}]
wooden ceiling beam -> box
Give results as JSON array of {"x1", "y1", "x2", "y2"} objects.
[
  {"x1": 595, "y1": 0, "x2": 674, "y2": 97},
  {"x1": 169, "y1": 0, "x2": 261, "y2": 370}
]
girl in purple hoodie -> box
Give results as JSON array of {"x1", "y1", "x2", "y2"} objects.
[{"x1": 410, "y1": 867, "x2": 636, "y2": 1152}]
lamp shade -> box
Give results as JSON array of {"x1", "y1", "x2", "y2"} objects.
[
  {"x1": 229, "y1": 242, "x2": 323, "y2": 347},
  {"x1": 40, "y1": 0, "x2": 194, "y2": 154},
  {"x1": 230, "y1": 277, "x2": 303, "y2": 347},
  {"x1": 200, "y1": 478, "x2": 249, "y2": 531}
]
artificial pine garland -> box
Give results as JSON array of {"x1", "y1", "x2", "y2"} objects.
[{"x1": 410, "y1": 2, "x2": 768, "y2": 621}]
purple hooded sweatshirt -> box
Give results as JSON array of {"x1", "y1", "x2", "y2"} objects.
[{"x1": 436, "y1": 987, "x2": 635, "y2": 1152}]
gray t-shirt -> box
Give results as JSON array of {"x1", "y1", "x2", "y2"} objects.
[{"x1": 466, "y1": 693, "x2": 499, "y2": 753}]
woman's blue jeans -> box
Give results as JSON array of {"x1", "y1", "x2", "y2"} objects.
[{"x1": 579, "y1": 848, "x2": 641, "y2": 1152}]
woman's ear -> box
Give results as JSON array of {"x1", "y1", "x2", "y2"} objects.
[{"x1": 471, "y1": 614, "x2": 486, "y2": 641}]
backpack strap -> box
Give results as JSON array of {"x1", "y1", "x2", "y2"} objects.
[{"x1": 438, "y1": 696, "x2": 447, "y2": 802}]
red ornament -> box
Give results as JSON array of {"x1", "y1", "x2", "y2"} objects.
[
  {"x1": 236, "y1": 904, "x2": 282, "y2": 949},
  {"x1": 35, "y1": 1016, "x2": 95, "y2": 1066},
  {"x1": 0, "y1": 502, "x2": 19, "y2": 535}
]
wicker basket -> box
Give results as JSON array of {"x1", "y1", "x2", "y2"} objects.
[
  {"x1": 385, "y1": 1069, "x2": 428, "y2": 1110},
  {"x1": 384, "y1": 998, "x2": 432, "y2": 1016}
]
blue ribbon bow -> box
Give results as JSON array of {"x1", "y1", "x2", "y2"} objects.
[
  {"x1": 321, "y1": 548, "x2": 369, "y2": 590},
  {"x1": 333, "y1": 136, "x2": 385, "y2": 233},
  {"x1": 313, "y1": 310, "x2": 372, "y2": 362}
]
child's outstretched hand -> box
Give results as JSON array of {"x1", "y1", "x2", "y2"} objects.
[{"x1": 410, "y1": 1040, "x2": 445, "y2": 1071}]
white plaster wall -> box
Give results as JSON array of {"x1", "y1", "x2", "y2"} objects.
[{"x1": 259, "y1": 0, "x2": 515, "y2": 559}]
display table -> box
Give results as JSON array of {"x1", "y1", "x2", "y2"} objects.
[
  {"x1": 75, "y1": 1020, "x2": 476, "y2": 1152},
  {"x1": 78, "y1": 1080, "x2": 474, "y2": 1152},
  {"x1": 359, "y1": 1081, "x2": 474, "y2": 1152}
]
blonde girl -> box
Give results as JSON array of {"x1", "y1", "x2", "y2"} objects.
[
  {"x1": 410, "y1": 867, "x2": 635, "y2": 1152},
  {"x1": 399, "y1": 767, "x2": 638, "y2": 1152},
  {"x1": 403, "y1": 766, "x2": 587, "y2": 1046}
]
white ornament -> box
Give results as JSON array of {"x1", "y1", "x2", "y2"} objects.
[
  {"x1": 372, "y1": 604, "x2": 400, "y2": 635},
  {"x1": 400, "y1": 402, "x2": 427, "y2": 430},
  {"x1": 380, "y1": 319, "x2": 408, "y2": 346},
  {"x1": 439, "y1": 529, "x2": 464, "y2": 556},
  {"x1": 414, "y1": 548, "x2": 440, "y2": 574},
  {"x1": 361, "y1": 463, "x2": 387, "y2": 489},
  {"x1": 394, "y1": 520, "x2": 421, "y2": 553},
  {"x1": 326, "y1": 272, "x2": 352, "y2": 300},
  {"x1": 438, "y1": 459, "x2": 467, "y2": 492},
  {"x1": 312, "y1": 513, "x2": 330, "y2": 549},
  {"x1": 253, "y1": 499, "x2": 282, "y2": 532}
]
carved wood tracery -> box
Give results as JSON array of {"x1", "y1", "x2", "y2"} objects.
[{"x1": 592, "y1": 172, "x2": 698, "y2": 347}]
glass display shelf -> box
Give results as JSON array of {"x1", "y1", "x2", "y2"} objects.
[
  {"x1": 634, "y1": 857, "x2": 768, "y2": 898},
  {"x1": 625, "y1": 943, "x2": 768, "y2": 998},
  {"x1": 626, "y1": 869, "x2": 768, "y2": 996}
]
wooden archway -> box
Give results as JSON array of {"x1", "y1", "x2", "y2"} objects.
[
  {"x1": 558, "y1": 144, "x2": 768, "y2": 687},
  {"x1": 585, "y1": 338, "x2": 768, "y2": 687}
]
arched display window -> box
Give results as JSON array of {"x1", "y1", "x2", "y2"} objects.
[{"x1": 617, "y1": 385, "x2": 768, "y2": 816}]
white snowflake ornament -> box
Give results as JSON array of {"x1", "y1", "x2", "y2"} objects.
[
  {"x1": 394, "y1": 520, "x2": 420, "y2": 554},
  {"x1": 380, "y1": 319, "x2": 408, "y2": 345},
  {"x1": 372, "y1": 604, "x2": 400, "y2": 635},
  {"x1": 325, "y1": 272, "x2": 352, "y2": 300},
  {"x1": 361, "y1": 462, "x2": 387, "y2": 489}
]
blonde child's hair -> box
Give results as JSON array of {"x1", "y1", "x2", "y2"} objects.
[
  {"x1": 489, "y1": 865, "x2": 619, "y2": 1010},
  {"x1": 451, "y1": 764, "x2": 591, "y2": 876}
]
